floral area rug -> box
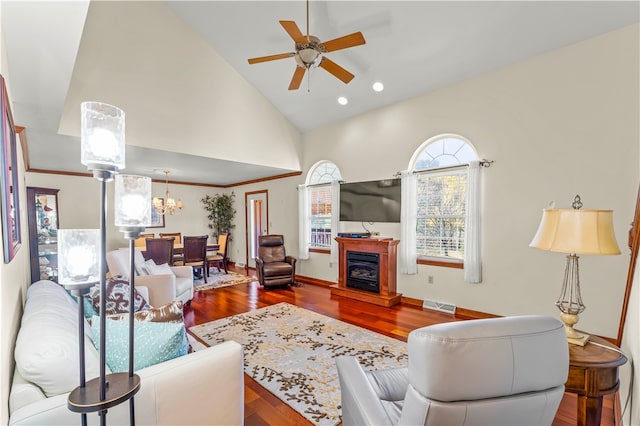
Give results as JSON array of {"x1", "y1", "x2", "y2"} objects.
[
  {"x1": 193, "y1": 271, "x2": 254, "y2": 291},
  {"x1": 188, "y1": 302, "x2": 408, "y2": 425}
]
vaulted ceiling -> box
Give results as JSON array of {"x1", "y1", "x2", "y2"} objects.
[{"x1": 3, "y1": 1, "x2": 638, "y2": 185}]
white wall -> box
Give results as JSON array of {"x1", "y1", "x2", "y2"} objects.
[
  {"x1": 58, "y1": 1, "x2": 303, "y2": 173},
  {"x1": 25, "y1": 172, "x2": 225, "y2": 252},
  {"x1": 0, "y1": 31, "x2": 31, "y2": 420},
  {"x1": 302, "y1": 24, "x2": 639, "y2": 339},
  {"x1": 224, "y1": 176, "x2": 302, "y2": 267}
]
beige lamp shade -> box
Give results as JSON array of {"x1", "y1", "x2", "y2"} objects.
[{"x1": 530, "y1": 209, "x2": 620, "y2": 255}]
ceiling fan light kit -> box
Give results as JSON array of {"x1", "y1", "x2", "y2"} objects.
[
  {"x1": 247, "y1": 1, "x2": 366, "y2": 91},
  {"x1": 294, "y1": 36, "x2": 323, "y2": 68}
]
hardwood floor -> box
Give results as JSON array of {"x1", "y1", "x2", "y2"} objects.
[{"x1": 183, "y1": 267, "x2": 617, "y2": 426}]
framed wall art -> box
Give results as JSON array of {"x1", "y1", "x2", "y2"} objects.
[
  {"x1": 0, "y1": 74, "x2": 21, "y2": 263},
  {"x1": 149, "y1": 198, "x2": 165, "y2": 228}
]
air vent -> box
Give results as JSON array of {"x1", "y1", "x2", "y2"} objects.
[{"x1": 422, "y1": 299, "x2": 457, "y2": 314}]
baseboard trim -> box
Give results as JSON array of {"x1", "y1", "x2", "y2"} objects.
[
  {"x1": 454, "y1": 307, "x2": 501, "y2": 320},
  {"x1": 295, "y1": 275, "x2": 334, "y2": 287},
  {"x1": 401, "y1": 296, "x2": 423, "y2": 308}
]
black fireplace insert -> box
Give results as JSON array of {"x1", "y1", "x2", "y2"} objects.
[{"x1": 346, "y1": 251, "x2": 380, "y2": 293}]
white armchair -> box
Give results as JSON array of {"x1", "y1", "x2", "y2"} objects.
[
  {"x1": 106, "y1": 248, "x2": 194, "y2": 306},
  {"x1": 336, "y1": 315, "x2": 569, "y2": 426}
]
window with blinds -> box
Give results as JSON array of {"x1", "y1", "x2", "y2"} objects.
[
  {"x1": 307, "y1": 161, "x2": 341, "y2": 250},
  {"x1": 416, "y1": 169, "x2": 467, "y2": 259},
  {"x1": 412, "y1": 136, "x2": 477, "y2": 264},
  {"x1": 310, "y1": 185, "x2": 332, "y2": 249}
]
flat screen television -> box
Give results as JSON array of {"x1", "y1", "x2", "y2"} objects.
[{"x1": 340, "y1": 179, "x2": 401, "y2": 223}]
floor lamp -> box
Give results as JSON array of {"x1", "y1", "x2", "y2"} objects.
[
  {"x1": 58, "y1": 102, "x2": 148, "y2": 425},
  {"x1": 530, "y1": 195, "x2": 621, "y2": 346}
]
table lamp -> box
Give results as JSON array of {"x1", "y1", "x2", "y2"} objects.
[{"x1": 530, "y1": 195, "x2": 620, "y2": 346}]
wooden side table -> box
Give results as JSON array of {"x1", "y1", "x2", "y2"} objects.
[{"x1": 566, "y1": 335, "x2": 627, "y2": 426}]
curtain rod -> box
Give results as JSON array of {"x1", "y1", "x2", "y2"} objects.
[
  {"x1": 297, "y1": 180, "x2": 345, "y2": 189},
  {"x1": 393, "y1": 159, "x2": 494, "y2": 177}
]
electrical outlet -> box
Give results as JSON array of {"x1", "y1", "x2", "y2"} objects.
[{"x1": 427, "y1": 275, "x2": 434, "y2": 284}]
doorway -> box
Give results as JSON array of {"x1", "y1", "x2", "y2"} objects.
[{"x1": 245, "y1": 190, "x2": 268, "y2": 269}]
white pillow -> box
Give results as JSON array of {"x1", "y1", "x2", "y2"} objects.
[
  {"x1": 135, "y1": 260, "x2": 148, "y2": 276},
  {"x1": 144, "y1": 259, "x2": 175, "y2": 276}
]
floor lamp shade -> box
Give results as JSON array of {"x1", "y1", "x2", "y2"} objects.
[
  {"x1": 58, "y1": 229, "x2": 100, "y2": 288},
  {"x1": 80, "y1": 101, "x2": 125, "y2": 170}
]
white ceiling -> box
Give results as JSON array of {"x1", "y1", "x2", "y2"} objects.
[{"x1": 2, "y1": 1, "x2": 638, "y2": 186}]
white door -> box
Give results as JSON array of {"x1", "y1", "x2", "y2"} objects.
[{"x1": 245, "y1": 190, "x2": 268, "y2": 268}]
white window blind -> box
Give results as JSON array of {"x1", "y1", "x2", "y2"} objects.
[{"x1": 416, "y1": 168, "x2": 467, "y2": 260}]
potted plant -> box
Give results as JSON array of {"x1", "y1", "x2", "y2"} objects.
[{"x1": 201, "y1": 192, "x2": 236, "y2": 239}]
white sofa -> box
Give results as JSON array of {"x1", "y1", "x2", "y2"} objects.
[
  {"x1": 106, "y1": 248, "x2": 194, "y2": 306},
  {"x1": 9, "y1": 280, "x2": 244, "y2": 425}
]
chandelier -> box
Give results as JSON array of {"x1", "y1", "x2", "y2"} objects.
[{"x1": 153, "y1": 170, "x2": 183, "y2": 215}]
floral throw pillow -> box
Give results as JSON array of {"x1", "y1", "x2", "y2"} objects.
[
  {"x1": 108, "y1": 300, "x2": 184, "y2": 323},
  {"x1": 89, "y1": 276, "x2": 151, "y2": 315}
]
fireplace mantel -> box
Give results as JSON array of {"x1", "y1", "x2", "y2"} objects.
[{"x1": 330, "y1": 237, "x2": 402, "y2": 307}]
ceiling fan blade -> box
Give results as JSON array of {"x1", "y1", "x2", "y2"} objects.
[
  {"x1": 288, "y1": 66, "x2": 306, "y2": 90},
  {"x1": 280, "y1": 20, "x2": 307, "y2": 44},
  {"x1": 248, "y1": 52, "x2": 294, "y2": 64},
  {"x1": 319, "y1": 57, "x2": 355, "y2": 84},
  {"x1": 321, "y1": 32, "x2": 366, "y2": 53}
]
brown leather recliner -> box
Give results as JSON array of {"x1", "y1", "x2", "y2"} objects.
[{"x1": 255, "y1": 235, "x2": 296, "y2": 288}]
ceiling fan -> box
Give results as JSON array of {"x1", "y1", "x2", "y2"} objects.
[{"x1": 247, "y1": 0, "x2": 366, "y2": 90}]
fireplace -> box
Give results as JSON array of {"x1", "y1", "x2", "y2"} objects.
[
  {"x1": 331, "y1": 237, "x2": 401, "y2": 307},
  {"x1": 346, "y1": 251, "x2": 380, "y2": 293}
]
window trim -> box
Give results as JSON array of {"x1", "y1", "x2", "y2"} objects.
[
  {"x1": 410, "y1": 134, "x2": 479, "y2": 269},
  {"x1": 417, "y1": 257, "x2": 464, "y2": 269},
  {"x1": 310, "y1": 248, "x2": 331, "y2": 254},
  {"x1": 306, "y1": 161, "x2": 341, "y2": 252}
]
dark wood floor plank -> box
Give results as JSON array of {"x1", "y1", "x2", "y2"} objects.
[{"x1": 184, "y1": 268, "x2": 616, "y2": 426}]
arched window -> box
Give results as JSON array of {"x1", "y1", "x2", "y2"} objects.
[
  {"x1": 410, "y1": 135, "x2": 478, "y2": 266},
  {"x1": 307, "y1": 161, "x2": 342, "y2": 250}
]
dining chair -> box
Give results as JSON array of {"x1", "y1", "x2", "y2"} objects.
[
  {"x1": 144, "y1": 237, "x2": 175, "y2": 266},
  {"x1": 134, "y1": 233, "x2": 154, "y2": 248},
  {"x1": 207, "y1": 233, "x2": 229, "y2": 275},
  {"x1": 160, "y1": 232, "x2": 182, "y2": 244},
  {"x1": 160, "y1": 232, "x2": 183, "y2": 264},
  {"x1": 183, "y1": 235, "x2": 209, "y2": 283}
]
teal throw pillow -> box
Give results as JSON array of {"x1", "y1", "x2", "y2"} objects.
[
  {"x1": 91, "y1": 316, "x2": 188, "y2": 373},
  {"x1": 66, "y1": 288, "x2": 99, "y2": 319}
]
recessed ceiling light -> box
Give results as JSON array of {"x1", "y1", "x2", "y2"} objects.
[
  {"x1": 338, "y1": 96, "x2": 348, "y2": 106},
  {"x1": 372, "y1": 82, "x2": 384, "y2": 92}
]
